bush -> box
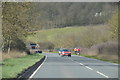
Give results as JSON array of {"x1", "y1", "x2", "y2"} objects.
[
  {"x1": 108, "y1": 11, "x2": 118, "y2": 40},
  {"x1": 91, "y1": 41, "x2": 118, "y2": 55},
  {"x1": 3, "y1": 38, "x2": 26, "y2": 52},
  {"x1": 38, "y1": 41, "x2": 55, "y2": 50}
]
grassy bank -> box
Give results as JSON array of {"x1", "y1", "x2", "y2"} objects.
[
  {"x1": 27, "y1": 25, "x2": 110, "y2": 48},
  {"x1": 80, "y1": 54, "x2": 119, "y2": 64},
  {"x1": 2, "y1": 53, "x2": 44, "y2": 78}
]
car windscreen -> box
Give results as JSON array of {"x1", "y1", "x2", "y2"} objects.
[{"x1": 63, "y1": 49, "x2": 69, "y2": 51}]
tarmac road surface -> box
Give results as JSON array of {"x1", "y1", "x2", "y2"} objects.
[{"x1": 31, "y1": 53, "x2": 118, "y2": 78}]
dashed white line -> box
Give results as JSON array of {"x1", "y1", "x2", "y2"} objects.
[
  {"x1": 96, "y1": 71, "x2": 109, "y2": 78},
  {"x1": 85, "y1": 66, "x2": 93, "y2": 70},
  {"x1": 79, "y1": 63, "x2": 84, "y2": 66},
  {"x1": 70, "y1": 58, "x2": 109, "y2": 78},
  {"x1": 29, "y1": 55, "x2": 47, "y2": 78}
]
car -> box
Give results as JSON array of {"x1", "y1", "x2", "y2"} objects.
[
  {"x1": 59, "y1": 49, "x2": 71, "y2": 57},
  {"x1": 30, "y1": 43, "x2": 42, "y2": 53},
  {"x1": 58, "y1": 48, "x2": 66, "y2": 55}
]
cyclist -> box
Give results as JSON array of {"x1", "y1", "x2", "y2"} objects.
[
  {"x1": 74, "y1": 48, "x2": 78, "y2": 55},
  {"x1": 77, "y1": 48, "x2": 81, "y2": 56}
]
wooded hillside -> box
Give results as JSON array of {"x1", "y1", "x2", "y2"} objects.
[{"x1": 2, "y1": 2, "x2": 118, "y2": 52}]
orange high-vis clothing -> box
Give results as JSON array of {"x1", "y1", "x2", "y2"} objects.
[{"x1": 74, "y1": 48, "x2": 78, "y2": 51}]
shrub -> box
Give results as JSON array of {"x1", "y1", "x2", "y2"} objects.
[
  {"x1": 38, "y1": 41, "x2": 55, "y2": 50},
  {"x1": 91, "y1": 41, "x2": 118, "y2": 55}
]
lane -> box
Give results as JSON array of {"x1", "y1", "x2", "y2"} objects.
[
  {"x1": 32, "y1": 53, "x2": 118, "y2": 78},
  {"x1": 70, "y1": 55, "x2": 118, "y2": 78}
]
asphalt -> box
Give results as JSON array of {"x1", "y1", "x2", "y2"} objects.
[{"x1": 31, "y1": 53, "x2": 118, "y2": 78}]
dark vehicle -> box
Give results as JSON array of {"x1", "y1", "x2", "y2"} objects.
[
  {"x1": 30, "y1": 43, "x2": 42, "y2": 53},
  {"x1": 59, "y1": 49, "x2": 71, "y2": 57}
]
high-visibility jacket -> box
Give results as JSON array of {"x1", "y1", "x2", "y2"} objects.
[
  {"x1": 74, "y1": 48, "x2": 77, "y2": 51},
  {"x1": 77, "y1": 49, "x2": 81, "y2": 51}
]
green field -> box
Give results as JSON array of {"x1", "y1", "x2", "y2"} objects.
[
  {"x1": 2, "y1": 53, "x2": 44, "y2": 78},
  {"x1": 27, "y1": 26, "x2": 87, "y2": 43},
  {"x1": 27, "y1": 25, "x2": 110, "y2": 48}
]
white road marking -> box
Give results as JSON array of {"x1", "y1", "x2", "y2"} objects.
[
  {"x1": 69, "y1": 58, "x2": 110, "y2": 78},
  {"x1": 111, "y1": 63, "x2": 118, "y2": 65},
  {"x1": 85, "y1": 66, "x2": 93, "y2": 70},
  {"x1": 29, "y1": 55, "x2": 47, "y2": 78},
  {"x1": 96, "y1": 71, "x2": 109, "y2": 78},
  {"x1": 79, "y1": 63, "x2": 84, "y2": 66}
]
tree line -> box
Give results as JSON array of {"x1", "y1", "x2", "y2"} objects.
[{"x1": 30, "y1": 2, "x2": 117, "y2": 30}]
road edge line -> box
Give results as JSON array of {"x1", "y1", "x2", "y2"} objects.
[{"x1": 29, "y1": 55, "x2": 47, "y2": 78}]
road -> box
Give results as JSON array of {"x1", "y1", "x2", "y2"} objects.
[{"x1": 31, "y1": 53, "x2": 118, "y2": 78}]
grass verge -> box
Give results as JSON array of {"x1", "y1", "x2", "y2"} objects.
[
  {"x1": 2, "y1": 53, "x2": 44, "y2": 78},
  {"x1": 2, "y1": 51, "x2": 26, "y2": 61},
  {"x1": 71, "y1": 52, "x2": 119, "y2": 64},
  {"x1": 80, "y1": 54, "x2": 119, "y2": 64}
]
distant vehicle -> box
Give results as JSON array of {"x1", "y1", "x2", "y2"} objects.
[
  {"x1": 58, "y1": 48, "x2": 66, "y2": 55},
  {"x1": 59, "y1": 49, "x2": 71, "y2": 57},
  {"x1": 30, "y1": 43, "x2": 42, "y2": 53}
]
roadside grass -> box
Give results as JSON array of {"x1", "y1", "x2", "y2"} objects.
[
  {"x1": 71, "y1": 52, "x2": 119, "y2": 64},
  {"x1": 2, "y1": 51, "x2": 26, "y2": 61},
  {"x1": 0, "y1": 65, "x2": 1, "y2": 79},
  {"x1": 2, "y1": 53, "x2": 44, "y2": 78},
  {"x1": 80, "y1": 54, "x2": 119, "y2": 64}
]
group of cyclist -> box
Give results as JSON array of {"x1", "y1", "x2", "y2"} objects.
[{"x1": 74, "y1": 48, "x2": 81, "y2": 55}]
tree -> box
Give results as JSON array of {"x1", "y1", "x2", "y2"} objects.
[
  {"x1": 108, "y1": 11, "x2": 118, "y2": 40},
  {"x1": 2, "y1": 2, "x2": 32, "y2": 53}
]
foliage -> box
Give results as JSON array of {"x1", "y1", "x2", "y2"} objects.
[
  {"x1": 30, "y1": 2, "x2": 117, "y2": 30},
  {"x1": 2, "y1": 2, "x2": 32, "y2": 52},
  {"x1": 38, "y1": 41, "x2": 55, "y2": 50},
  {"x1": 108, "y1": 11, "x2": 118, "y2": 40}
]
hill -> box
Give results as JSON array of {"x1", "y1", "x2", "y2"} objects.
[{"x1": 27, "y1": 25, "x2": 111, "y2": 49}]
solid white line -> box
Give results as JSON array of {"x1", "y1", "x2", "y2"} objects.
[
  {"x1": 29, "y1": 55, "x2": 47, "y2": 78},
  {"x1": 85, "y1": 66, "x2": 93, "y2": 70},
  {"x1": 96, "y1": 71, "x2": 109, "y2": 78}
]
